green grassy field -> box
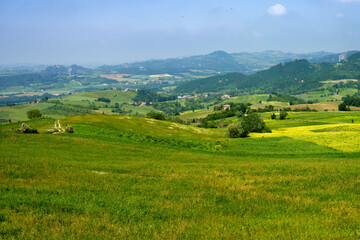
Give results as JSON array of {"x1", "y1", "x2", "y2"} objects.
[
  {"x1": 0, "y1": 90, "x2": 160, "y2": 121},
  {"x1": 1, "y1": 112, "x2": 360, "y2": 239},
  {"x1": 223, "y1": 94, "x2": 269, "y2": 105}
]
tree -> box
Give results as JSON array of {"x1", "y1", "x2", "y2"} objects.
[
  {"x1": 146, "y1": 112, "x2": 165, "y2": 120},
  {"x1": 241, "y1": 112, "x2": 265, "y2": 133},
  {"x1": 228, "y1": 112, "x2": 268, "y2": 138},
  {"x1": 338, "y1": 102, "x2": 350, "y2": 111},
  {"x1": 228, "y1": 122, "x2": 249, "y2": 138},
  {"x1": 279, "y1": 109, "x2": 288, "y2": 120},
  {"x1": 271, "y1": 113, "x2": 276, "y2": 119},
  {"x1": 26, "y1": 109, "x2": 42, "y2": 119}
]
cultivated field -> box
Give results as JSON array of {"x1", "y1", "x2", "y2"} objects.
[{"x1": 1, "y1": 112, "x2": 360, "y2": 239}]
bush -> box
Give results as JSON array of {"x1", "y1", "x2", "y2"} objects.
[
  {"x1": 26, "y1": 109, "x2": 42, "y2": 119},
  {"x1": 338, "y1": 102, "x2": 350, "y2": 111},
  {"x1": 21, "y1": 123, "x2": 30, "y2": 132},
  {"x1": 279, "y1": 109, "x2": 288, "y2": 120},
  {"x1": 271, "y1": 113, "x2": 276, "y2": 119},
  {"x1": 65, "y1": 126, "x2": 74, "y2": 133},
  {"x1": 146, "y1": 112, "x2": 165, "y2": 120},
  {"x1": 227, "y1": 123, "x2": 239, "y2": 138},
  {"x1": 228, "y1": 112, "x2": 269, "y2": 138},
  {"x1": 241, "y1": 113, "x2": 266, "y2": 133},
  {"x1": 20, "y1": 123, "x2": 38, "y2": 133},
  {"x1": 228, "y1": 121, "x2": 250, "y2": 138},
  {"x1": 97, "y1": 97, "x2": 111, "y2": 103}
]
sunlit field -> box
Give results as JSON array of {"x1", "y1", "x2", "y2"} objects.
[{"x1": 1, "y1": 112, "x2": 360, "y2": 239}]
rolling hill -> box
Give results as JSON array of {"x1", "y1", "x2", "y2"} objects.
[
  {"x1": 2, "y1": 112, "x2": 360, "y2": 238},
  {"x1": 175, "y1": 53, "x2": 360, "y2": 94},
  {"x1": 96, "y1": 51, "x2": 247, "y2": 75}
]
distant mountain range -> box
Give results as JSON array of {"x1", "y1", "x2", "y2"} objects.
[
  {"x1": 175, "y1": 52, "x2": 360, "y2": 94},
  {"x1": 96, "y1": 50, "x2": 359, "y2": 75},
  {"x1": 1, "y1": 50, "x2": 359, "y2": 94},
  {"x1": 1, "y1": 50, "x2": 358, "y2": 76}
]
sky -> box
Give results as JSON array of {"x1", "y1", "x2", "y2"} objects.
[{"x1": 0, "y1": 0, "x2": 360, "y2": 65}]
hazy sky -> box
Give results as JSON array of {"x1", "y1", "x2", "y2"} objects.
[{"x1": 1, "y1": 0, "x2": 359, "y2": 65}]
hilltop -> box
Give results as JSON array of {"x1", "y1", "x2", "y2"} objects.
[{"x1": 175, "y1": 53, "x2": 360, "y2": 94}]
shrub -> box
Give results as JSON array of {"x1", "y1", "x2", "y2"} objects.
[
  {"x1": 21, "y1": 123, "x2": 30, "y2": 132},
  {"x1": 146, "y1": 112, "x2": 165, "y2": 120},
  {"x1": 65, "y1": 126, "x2": 74, "y2": 133},
  {"x1": 228, "y1": 112, "x2": 269, "y2": 138},
  {"x1": 26, "y1": 109, "x2": 42, "y2": 119},
  {"x1": 279, "y1": 109, "x2": 288, "y2": 120},
  {"x1": 228, "y1": 123, "x2": 241, "y2": 138},
  {"x1": 338, "y1": 102, "x2": 350, "y2": 111},
  {"x1": 271, "y1": 113, "x2": 276, "y2": 119},
  {"x1": 97, "y1": 97, "x2": 111, "y2": 103},
  {"x1": 20, "y1": 123, "x2": 38, "y2": 133},
  {"x1": 241, "y1": 113, "x2": 265, "y2": 133},
  {"x1": 228, "y1": 122, "x2": 249, "y2": 138}
]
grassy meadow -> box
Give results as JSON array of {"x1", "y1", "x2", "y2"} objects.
[
  {"x1": 0, "y1": 90, "x2": 160, "y2": 121},
  {"x1": 1, "y1": 111, "x2": 360, "y2": 239}
]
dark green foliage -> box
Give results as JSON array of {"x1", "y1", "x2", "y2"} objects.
[
  {"x1": 153, "y1": 98, "x2": 209, "y2": 115},
  {"x1": 271, "y1": 113, "x2": 276, "y2": 119},
  {"x1": 175, "y1": 72, "x2": 247, "y2": 93},
  {"x1": 268, "y1": 93, "x2": 306, "y2": 105},
  {"x1": 97, "y1": 97, "x2": 111, "y2": 103},
  {"x1": 26, "y1": 109, "x2": 42, "y2": 119},
  {"x1": 228, "y1": 122, "x2": 249, "y2": 138},
  {"x1": 146, "y1": 112, "x2": 165, "y2": 120},
  {"x1": 338, "y1": 102, "x2": 350, "y2": 111},
  {"x1": 241, "y1": 112, "x2": 266, "y2": 133},
  {"x1": 228, "y1": 112, "x2": 268, "y2": 138},
  {"x1": 175, "y1": 54, "x2": 360, "y2": 94},
  {"x1": 280, "y1": 109, "x2": 288, "y2": 120},
  {"x1": 343, "y1": 95, "x2": 360, "y2": 107},
  {"x1": 198, "y1": 103, "x2": 249, "y2": 128}
]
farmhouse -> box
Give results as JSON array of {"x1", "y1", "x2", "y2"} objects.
[
  {"x1": 223, "y1": 104, "x2": 231, "y2": 110},
  {"x1": 221, "y1": 95, "x2": 230, "y2": 100}
]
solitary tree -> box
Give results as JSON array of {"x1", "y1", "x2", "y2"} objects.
[
  {"x1": 228, "y1": 122, "x2": 249, "y2": 138},
  {"x1": 228, "y1": 112, "x2": 268, "y2": 138},
  {"x1": 279, "y1": 109, "x2": 288, "y2": 120},
  {"x1": 26, "y1": 109, "x2": 42, "y2": 119}
]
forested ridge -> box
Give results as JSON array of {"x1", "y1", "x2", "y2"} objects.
[{"x1": 175, "y1": 53, "x2": 360, "y2": 94}]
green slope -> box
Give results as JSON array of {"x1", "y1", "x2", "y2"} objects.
[
  {"x1": 1, "y1": 113, "x2": 360, "y2": 238},
  {"x1": 175, "y1": 54, "x2": 360, "y2": 94}
]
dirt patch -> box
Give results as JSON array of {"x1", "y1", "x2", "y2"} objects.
[
  {"x1": 290, "y1": 102, "x2": 340, "y2": 111},
  {"x1": 15, "y1": 93, "x2": 44, "y2": 97},
  {"x1": 100, "y1": 74, "x2": 140, "y2": 82},
  {"x1": 149, "y1": 74, "x2": 172, "y2": 78},
  {"x1": 320, "y1": 79, "x2": 358, "y2": 84}
]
